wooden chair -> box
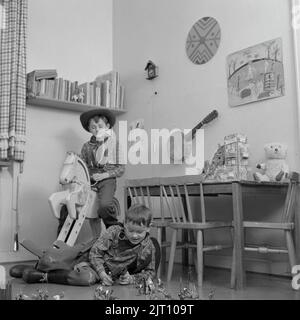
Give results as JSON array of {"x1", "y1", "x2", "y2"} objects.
[
  {"x1": 161, "y1": 177, "x2": 234, "y2": 289},
  {"x1": 243, "y1": 172, "x2": 299, "y2": 275},
  {"x1": 125, "y1": 178, "x2": 172, "y2": 277}
]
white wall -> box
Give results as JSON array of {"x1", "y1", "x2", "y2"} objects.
[
  {"x1": 0, "y1": 0, "x2": 113, "y2": 261},
  {"x1": 113, "y1": 0, "x2": 300, "y2": 274},
  {"x1": 27, "y1": 0, "x2": 113, "y2": 83}
]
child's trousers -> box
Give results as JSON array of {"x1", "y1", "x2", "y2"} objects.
[{"x1": 94, "y1": 178, "x2": 118, "y2": 228}]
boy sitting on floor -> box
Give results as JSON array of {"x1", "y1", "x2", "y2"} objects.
[
  {"x1": 89, "y1": 203, "x2": 158, "y2": 285},
  {"x1": 10, "y1": 204, "x2": 160, "y2": 287}
]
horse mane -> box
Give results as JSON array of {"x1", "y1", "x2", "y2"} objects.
[{"x1": 75, "y1": 154, "x2": 90, "y2": 183}]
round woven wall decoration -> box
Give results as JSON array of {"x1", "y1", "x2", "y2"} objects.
[{"x1": 186, "y1": 17, "x2": 221, "y2": 65}]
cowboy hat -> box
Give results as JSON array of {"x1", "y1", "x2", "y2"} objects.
[{"x1": 80, "y1": 109, "x2": 116, "y2": 132}]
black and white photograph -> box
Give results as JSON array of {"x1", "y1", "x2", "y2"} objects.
[{"x1": 1, "y1": 0, "x2": 300, "y2": 306}]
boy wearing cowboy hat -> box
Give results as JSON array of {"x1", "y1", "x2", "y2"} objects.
[{"x1": 79, "y1": 108, "x2": 125, "y2": 229}]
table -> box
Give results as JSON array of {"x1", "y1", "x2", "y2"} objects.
[{"x1": 124, "y1": 176, "x2": 292, "y2": 289}]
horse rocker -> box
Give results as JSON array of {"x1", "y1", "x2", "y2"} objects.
[{"x1": 48, "y1": 151, "x2": 120, "y2": 246}]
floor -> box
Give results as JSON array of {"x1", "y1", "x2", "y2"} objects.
[{"x1": 5, "y1": 263, "x2": 300, "y2": 300}]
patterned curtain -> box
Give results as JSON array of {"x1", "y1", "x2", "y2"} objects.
[{"x1": 0, "y1": 0, "x2": 27, "y2": 161}]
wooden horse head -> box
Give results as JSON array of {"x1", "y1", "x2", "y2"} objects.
[{"x1": 59, "y1": 152, "x2": 90, "y2": 186}]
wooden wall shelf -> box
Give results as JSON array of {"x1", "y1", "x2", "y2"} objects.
[
  {"x1": 26, "y1": 97, "x2": 126, "y2": 115},
  {"x1": 0, "y1": 161, "x2": 10, "y2": 167}
]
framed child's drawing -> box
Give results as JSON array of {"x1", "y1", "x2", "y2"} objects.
[{"x1": 227, "y1": 38, "x2": 285, "y2": 107}]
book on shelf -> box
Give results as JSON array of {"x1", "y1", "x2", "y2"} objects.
[
  {"x1": 26, "y1": 69, "x2": 125, "y2": 110},
  {"x1": 116, "y1": 84, "x2": 120, "y2": 109},
  {"x1": 57, "y1": 78, "x2": 63, "y2": 100},
  {"x1": 95, "y1": 71, "x2": 120, "y2": 109},
  {"x1": 95, "y1": 86, "x2": 101, "y2": 106},
  {"x1": 26, "y1": 69, "x2": 57, "y2": 98},
  {"x1": 59, "y1": 79, "x2": 66, "y2": 101},
  {"x1": 53, "y1": 79, "x2": 59, "y2": 100},
  {"x1": 64, "y1": 80, "x2": 68, "y2": 101},
  {"x1": 89, "y1": 82, "x2": 95, "y2": 106},
  {"x1": 120, "y1": 85, "x2": 125, "y2": 110},
  {"x1": 100, "y1": 80, "x2": 111, "y2": 108}
]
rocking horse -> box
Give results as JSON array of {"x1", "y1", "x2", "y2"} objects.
[
  {"x1": 9, "y1": 152, "x2": 121, "y2": 282},
  {"x1": 48, "y1": 151, "x2": 120, "y2": 246}
]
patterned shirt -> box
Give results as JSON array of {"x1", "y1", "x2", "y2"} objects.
[
  {"x1": 80, "y1": 135, "x2": 125, "y2": 180},
  {"x1": 89, "y1": 224, "x2": 156, "y2": 280}
]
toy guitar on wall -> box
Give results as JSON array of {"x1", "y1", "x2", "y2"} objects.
[{"x1": 168, "y1": 110, "x2": 219, "y2": 162}]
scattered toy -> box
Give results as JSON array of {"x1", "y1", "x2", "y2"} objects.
[
  {"x1": 94, "y1": 285, "x2": 118, "y2": 300},
  {"x1": 208, "y1": 288, "x2": 216, "y2": 300},
  {"x1": 15, "y1": 288, "x2": 64, "y2": 300},
  {"x1": 135, "y1": 275, "x2": 173, "y2": 300},
  {"x1": 148, "y1": 279, "x2": 173, "y2": 300},
  {"x1": 178, "y1": 283, "x2": 199, "y2": 300}
]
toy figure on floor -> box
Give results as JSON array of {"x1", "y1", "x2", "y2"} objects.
[
  {"x1": 9, "y1": 204, "x2": 161, "y2": 286},
  {"x1": 178, "y1": 284, "x2": 199, "y2": 300},
  {"x1": 135, "y1": 272, "x2": 156, "y2": 295},
  {"x1": 15, "y1": 289, "x2": 64, "y2": 300},
  {"x1": 94, "y1": 286, "x2": 118, "y2": 300},
  {"x1": 178, "y1": 270, "x2": 199, "y2": 300},
  {"x1": 135, "y1": 276, "x2": 173, "y2": 300},
  {"x1": 177, "y1": 270, "x2": 216, "y2": 300}
]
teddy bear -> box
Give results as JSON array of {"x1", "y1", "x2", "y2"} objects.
[{"x1": 253, "y1": 142, "x2": 289, "y2": 182}]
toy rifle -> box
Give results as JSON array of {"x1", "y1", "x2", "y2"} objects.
[{"x1": 168, "y1": 110, "x2": 219, "y2": 162}]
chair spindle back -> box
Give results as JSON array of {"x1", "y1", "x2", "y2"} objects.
[{"x1": 160, "y1": 182, "x2": 207, "y2": 224}]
